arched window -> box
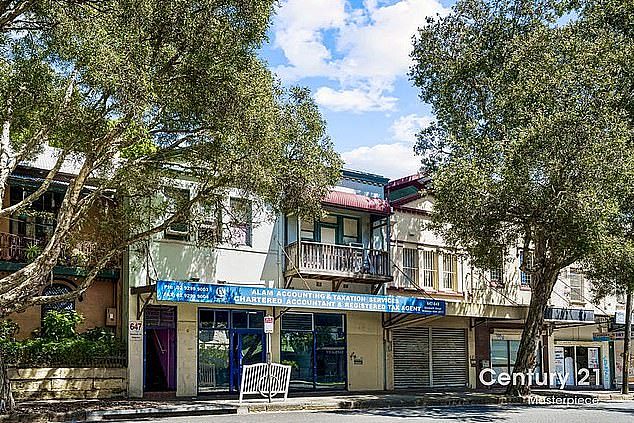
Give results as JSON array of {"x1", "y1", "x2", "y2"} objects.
[{"x1": 41, "y1": 283, "x2": 75, "y2": 317}]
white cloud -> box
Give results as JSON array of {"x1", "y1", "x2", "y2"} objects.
[
  {"x1": 315, "y1": 86, "x2": 398, "y2": 112},
  {"x1": 340, "y1": 113, "x2": 433, "y2": 179},
  {"x1": 273, "y1": 0, "x2": 448, "y2": 112},
  {"x1": 341, "y1": 142, "x2": 421, "y2": 179},
  {"x1": 390, "y1": 113, "x2": 434, "y2": 142}
]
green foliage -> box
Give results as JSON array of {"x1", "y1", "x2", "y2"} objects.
[
  {"x1": 0, "y1": 0, "x2": 342, "y2": 315},
  {"x1": 23, "y1": 244, "x2": 42, "y2": 262},
  {"x1": 0, "y1": 320, "x2": 19, "y2": 342},
  {"x1": 410, "y1": 0, "x2": 634, "y2": 273},
  {"x1": 41, "y1": 310, "x2": 83, "y2": 341},
  {"x1": 0, "y1": 311, "x2": 124, "y2": 368}
]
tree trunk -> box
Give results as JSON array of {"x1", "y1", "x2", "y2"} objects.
[
  {"x1": 622, "y1": 287, "x2": 632, "y2": 395},
  {"x1": 0, "y1": 350, "x2": 14, "y2": 414},
  {"x1": 506, "y1": 268, "x2": 559, "y2": 396}
]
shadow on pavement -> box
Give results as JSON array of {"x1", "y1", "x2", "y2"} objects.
[{"x1": 327, "y1": 404, "x2": 524, "y2": 421}]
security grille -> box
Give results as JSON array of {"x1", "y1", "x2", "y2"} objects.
[{"x1": 392, "y1": 328, "x2": 430, "y2": 389}]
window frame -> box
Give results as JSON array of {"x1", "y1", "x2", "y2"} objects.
[
  {"x1": 568, "y1": 268, "x2": 585, "y2": 304},
  {"x1": 229, "y1": 197, "x2": 253, "y2": 247},
  {"x1": 519, "y1": 249, "x2": 534, "y2": 288},
  {"x1": 401, "y1": 247, "x2": 419, "y2": 288},
  {"x1": 440, "y1": 252, "x2": 458, "y2": 291},
  {"x1": 420, "y1": 249, "x2": 437, "y2": 289},
  {"x1": 163, "y1": 186, "x2": 192, "y2": 241}
]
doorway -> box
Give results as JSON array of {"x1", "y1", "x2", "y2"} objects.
[
  {"x1": 198, "y1": 309, "x2": 266, "y2": 394},
  {"x1": 144, "y1": 306, "x2": 177, "y2": 392}
]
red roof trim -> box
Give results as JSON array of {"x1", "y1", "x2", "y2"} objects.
[{"x1": 322, "y1": 191, "x2": 391, "y2": 215}]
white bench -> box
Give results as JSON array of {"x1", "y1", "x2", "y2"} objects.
[{"x1": 239, "y1": 363, "x2": 291, "y2": 403}]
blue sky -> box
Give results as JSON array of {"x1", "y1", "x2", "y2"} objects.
[{"x1": 259, "y1": 0, "x2": 455, "y2": 179}]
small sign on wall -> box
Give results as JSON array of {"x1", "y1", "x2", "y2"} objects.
[
  {"x1": 129, "y1": 320, "x2": 143, "y2": 341},
  {"x1": 264, "y1": 315, "x2": 274, "y2": 334}
]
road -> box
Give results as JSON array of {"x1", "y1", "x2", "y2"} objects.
[{"x1": 125, "y1": 402, "x2": 634, "y2": 423}]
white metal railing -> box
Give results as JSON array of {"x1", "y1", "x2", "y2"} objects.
[
  {"x1": 285, "y1": 241, "x2": 390, "y2": 277},
  {"x1": 239, "y1": 363, "x2": 291, "y2": 403}
]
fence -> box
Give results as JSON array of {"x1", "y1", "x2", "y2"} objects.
[{"x1": 239, "y1": 363, "x2": 291, "y2": 403}]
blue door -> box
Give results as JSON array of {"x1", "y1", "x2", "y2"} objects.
[{"x1": 230, "y1": 329, "x2": 266, "y2": 392}]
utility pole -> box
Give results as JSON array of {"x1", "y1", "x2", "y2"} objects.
[{"x1": 623, "y1": 288, "x2": 632, "y2": 395}]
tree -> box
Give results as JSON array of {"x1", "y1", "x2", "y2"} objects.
[
  {"x1": 410, "y1": 0, "x2": 634, "y2": 395},
  {"x1": 0, "y1": 0, "x2": 341, "y2": 411},
  {"x1": 585, "y1": 213, "x2": 634, "y2": 394}
]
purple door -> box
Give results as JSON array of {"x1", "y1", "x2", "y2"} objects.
[{"x1": 144, "y1": 306, "x2": 177, "y2": 392}]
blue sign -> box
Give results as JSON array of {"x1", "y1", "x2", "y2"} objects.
[{"x1": 156, "y1": 280, "x2": 446, "y2": 316}]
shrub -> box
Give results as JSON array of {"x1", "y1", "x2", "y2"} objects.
[
  {"x1": 41, "y1": 310, "x2": 83, "y2": 341},
  {"x1": 0, "y1": 311, "x2": 125, "y2": 368}
]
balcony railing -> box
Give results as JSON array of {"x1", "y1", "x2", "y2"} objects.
[
  {"x1": 0, "y1": 232, "x2": 119, "y2": 269},
  {"x1": 285, "y1": 241, "x2": 392, "y2": 282}
]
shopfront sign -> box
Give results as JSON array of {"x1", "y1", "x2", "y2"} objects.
[{"x1": 156, "y1": 280, "x2": 446, "y2": 316}]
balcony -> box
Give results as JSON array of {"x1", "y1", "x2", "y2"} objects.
[
  {"x1": 0, "y1": 232, "x2": 119, "y2": 269},
  {"x1": 284, "y1": 241, "x2": 392, "y2": 285}
]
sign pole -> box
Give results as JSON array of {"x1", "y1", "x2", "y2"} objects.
[
  {"x1": 267, "y1": 332, "x2": 272, "y2": 403},
  {"x1": 264, "y1": 315, "x2": 274, "y2": 403}
]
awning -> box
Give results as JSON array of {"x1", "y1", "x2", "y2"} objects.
[
  {"x1": 153, "y1": 280, "x2": 445, "y2": 316},
  {"x1": 322, "y1": 190, "x2": 390, "y2": 215},
  {"x1": 544, "y1": 307, "x2": 595, "y2": 323}
]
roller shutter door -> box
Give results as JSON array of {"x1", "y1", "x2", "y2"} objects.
[
  {"x1": 431, "y1": 327, "x2": 468, "y2": 387},
  {"x1": 392, "y1": 328, "x2": 430, "y2": 388}
]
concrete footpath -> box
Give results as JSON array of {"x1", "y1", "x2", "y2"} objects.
[{"x1": 1, "y1": 390, "x2": 633, "y2": 422}]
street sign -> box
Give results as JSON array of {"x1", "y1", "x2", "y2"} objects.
[{"x1": 264, "y1": 315, "x2": 274, "y2": 334}]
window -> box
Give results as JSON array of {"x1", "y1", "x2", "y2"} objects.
[
  {"x1": 163, "y1": 187, "x2": 191, "y2": 241},
  {"x1": 489, "y1": 339, "x2": 542, "y2": 385},
  {"x1": 41, "y1": 283, "x2": 75, "y2": 322},
  {"x1": 281, "y1": 312, "x2": 346, "y2": 391},
  {"x1": 198, "y1": 196, "x2": 222, "y2": 243},
  {"x1": 300, "y1": 218, "x2": 315, "y2": 241},
  {"x1": 420, "y1": 250, "x2": 437, "y2": 288},
  {"x1": 229, "y1": 197, "x2": 252, "y2": 246},
  {"x1": 10, "y1": 186, "x2": 63, "y2": 241},
  {"x1": 402, "y1": 248, "x2": 419, "y2": 287},
  {"x1": 314, "y1": 214, "x2": 360, "y2": 246},
  {"x1": 441, "y1": 253, "x2": 458, "y2": 290},
  {"x1": 489, "y1": 250, "x2": 504, "y2": 286},
  {"x1": 569, "y1": 269, "x2": 584, "y2": 303},
  {"x1": 519, "y1": 250, "x2": 534, "y2": 287},
  {"x1": 490, "y1": 267, "x2": 503, "y2": 286},
  {"x1": 342, "y1": 218, "x2": 360, "y2": 245}
]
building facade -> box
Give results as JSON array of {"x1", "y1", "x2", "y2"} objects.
[
  {"x1": 0, "y1": 151, "x2": 122, "y2": 340},
  {"x1": 124, "y1": 170, "x2": 631, "y2": 399}
]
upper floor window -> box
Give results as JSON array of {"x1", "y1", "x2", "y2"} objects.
[
  {"x1": 300, "y1": 218, "x2": 315, "y2": 241},
  {"x1": 9, "y1": 185, "x2": 63, "y2": 241},
  {"x1": 441, "y1": 253, "x2": 458, "y2": 291},
  {"x1": 489, "y1": 250, "x2": 504, "y2": 286},
  {"x1": 163, "y1": 187, "x2": 191, "y2": 241},
  {"x1": 519, "y1": 250, "x2": 534, "y2": 287},
  {"x1": 568, "y1": 269, "x2": 585, "y2": 303},
  {"x1": 402, "y1": 247, "x2": 418, "y2": 287},
  {"x1": 301, "y1": 214, "x2": 361, "y2": 246},
  {"x1": 342, "y1": 217, "x2": 360, "y2": 246},
  {"x1": 229, "y1": 197, "x2": 252, "y2": 246},
  {"x1": 420, "y1": 250, "x2": 437, "y2": 288},
  {"x1": 198, "y1": 196, "x2": 223, "y2": 244}
]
